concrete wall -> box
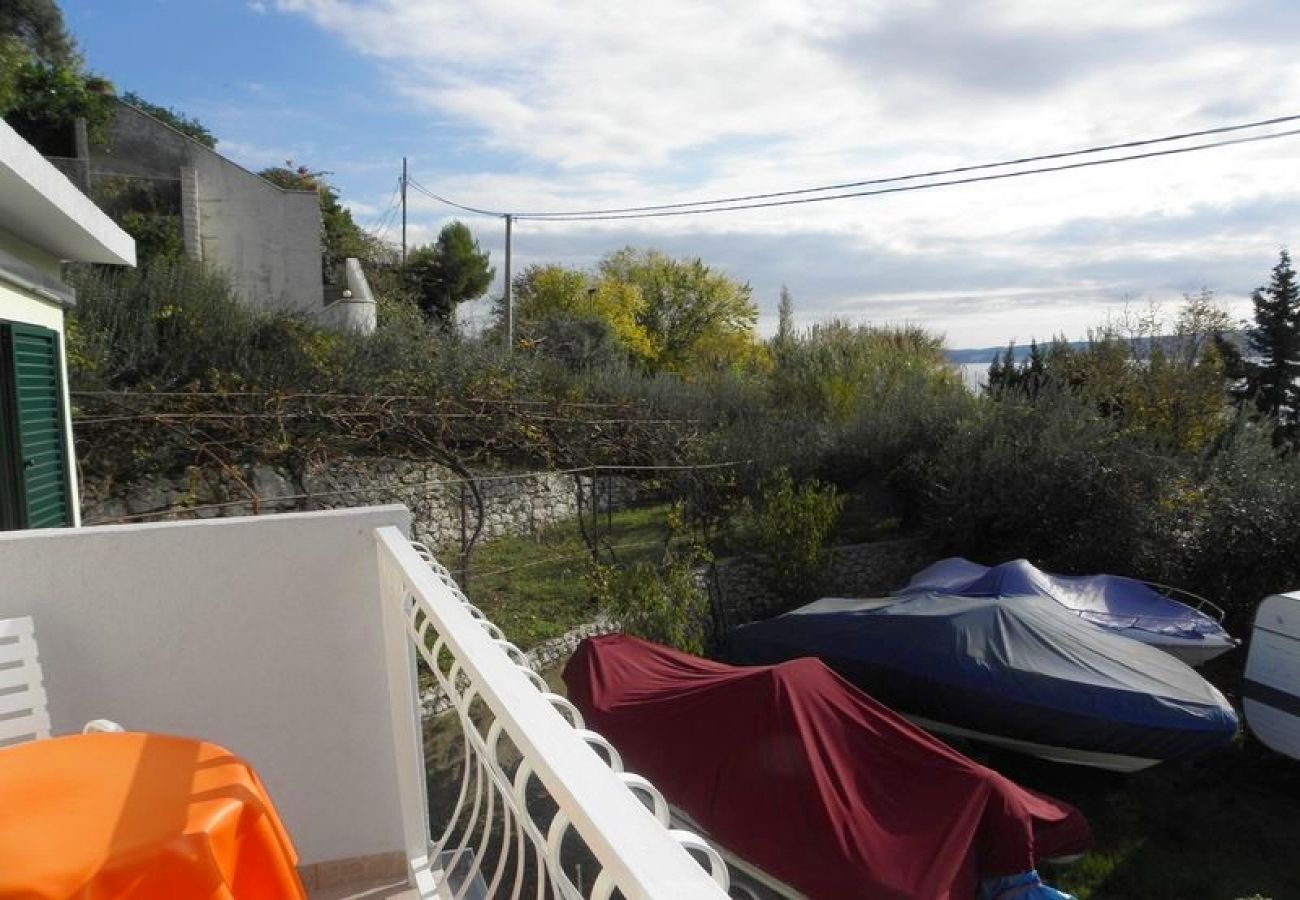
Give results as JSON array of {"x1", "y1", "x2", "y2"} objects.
[
  {"x1": 92, "y1": 103, "x2": 192, "y2": 179},
  {"x1": 0, "y1": 507, "x2": 414, "y2": 865},
  {"x1": 191, "y1": 151, "x2": 323, "y2": 315},
  {"x1": 90, "y1": 103, "x2": 324, "y2": 315},
  {"x1": 0, "y1": 231, "x2": 80, "y2": 524}
]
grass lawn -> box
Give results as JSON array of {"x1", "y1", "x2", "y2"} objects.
[
  {"x1": 988, "y1": 736, "x2": 1299, "y2": 900},
  {"x1": 453, "y1": 503, "x2": 673, "y2": 650},
  {"x1": 963, "y1": 650, "x2": 1300, "y2": 900}
]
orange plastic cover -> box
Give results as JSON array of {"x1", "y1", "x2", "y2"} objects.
[{"x1": 0, "y1": 732, "x2": 307, "y2": 899}]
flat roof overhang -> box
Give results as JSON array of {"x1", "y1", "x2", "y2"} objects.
[{"x1": 0, "y1": 119, "x2": 135, "y2": 267}]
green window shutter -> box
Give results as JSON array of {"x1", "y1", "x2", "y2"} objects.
[{"x1": 0, "y1": 323, "x2": 72, "y2": 529}]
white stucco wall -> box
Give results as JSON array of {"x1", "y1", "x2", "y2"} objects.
[
  {"x1": 0, "y1": 506, "x2": 415, "y2": 865},
  {"x1": 0, "y1": 272, "x2": 65, "y2": 331},
  {"x1": 0, "y1": 231, "x2": 81, "y2": 525},
  {"x1": 193, "y1": 152, "x2": 324, "y2": 315}
]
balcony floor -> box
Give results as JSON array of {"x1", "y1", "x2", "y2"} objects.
[{"x1": 307, "y1": 875, "x2": 419, "y2": 900}]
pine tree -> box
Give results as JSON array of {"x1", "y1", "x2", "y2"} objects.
[
  {"x1": 1026, "y1": 339, "x2": 1046, "y2": 399},
  {"x1": 1244, "y1": 250, "x2": 1300, "y2": 422},
  {"x1": 986, "y1": 342, "x2": 1019, "y2": 395},
  {"x1": 406, "y1": 221, "x2": 495, "y2": 327},
  {"x1": 985, "y1": 350, "x2": 1004, "y2": 394},
  {"x1": 776, "y1": 285, "x2": 795, "y2": 346}
]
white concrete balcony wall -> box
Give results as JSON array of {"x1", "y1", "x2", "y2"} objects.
[{"x1": 0, "y1": 506, "x2": 414, "y2": 867}]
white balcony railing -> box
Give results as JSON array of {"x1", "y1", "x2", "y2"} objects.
[{"x1": 374, "y1": 526, "x2": 732, "y2": 900}]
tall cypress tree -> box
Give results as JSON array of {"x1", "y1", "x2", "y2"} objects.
[
  {"x1": 1245, "y1": 250, "x2": 1300, "y2": 422},
  {"x1": 985, "y1": 342, "x2": 1019, "y2": 396},
  {"x1": 1026, "y1": 339, "x2": 1046, "y2": 399}
]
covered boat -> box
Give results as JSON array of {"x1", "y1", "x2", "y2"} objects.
[
  {"x1": 564, "y1": 634, "x2": 1091, "y2": 900},
  {"x1": 901, "y1": 558, "x2": 1236, "y2": 666},
  {"x1": 1244, "y1": 591, "x2": 1300, "y2": 762},
  {"x1": 728, "y1": 592, "x2": 1239, "y2": 772}
]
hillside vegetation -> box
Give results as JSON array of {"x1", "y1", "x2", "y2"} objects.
[{"x1": 65, "y1": 246, "x2": 1300, "y2": 636}]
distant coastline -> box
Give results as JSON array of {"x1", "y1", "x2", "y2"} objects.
[
  {"x1": 947, "y1": 339, "x2": 1090, "y2": 365},
  {"x1": 946, "y1": 331, "x2": 1247, "y2": 365}
]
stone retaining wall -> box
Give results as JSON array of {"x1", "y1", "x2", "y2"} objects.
[
  {"x1": 708, "y1": 537, "x2": 932, "y2": 629},
  {"x1": 82, "y1": 458, "x2": 638, "y2": 553}
]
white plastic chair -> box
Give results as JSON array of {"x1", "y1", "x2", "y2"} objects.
[{"x1": 0, "y1": 616, "x2": 122, "y2": 749}]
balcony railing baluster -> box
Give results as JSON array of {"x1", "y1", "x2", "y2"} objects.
[{"x1": 375, "y1": 528, "x2": 731, "y2": 900}]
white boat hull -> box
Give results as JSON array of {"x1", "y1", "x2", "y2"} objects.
[
  {"x1": 1244, "y1": 592, "x2": 1300, "y2": 761},
  {"x1": 903, "y1": 714, "x2": 1160, "y2": 773},
  {"x1": 1122, "y1": 630, "x2": 1238, "y2": 667}
]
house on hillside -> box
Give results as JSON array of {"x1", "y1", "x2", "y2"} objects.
[
  {"x1": 46, "y1": 99, "x2": 374, "y2": 332},
  {"x1": 0, "y1": 117, "x2": 135, "y2": 530}
]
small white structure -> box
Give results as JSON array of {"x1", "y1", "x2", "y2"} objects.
[
  {"x1": 318, "y1": 256, "x2": 378, "y2": 333},
  {"x1": 1245, "y1": 592, "x2": 1300, "y2": 762},
  {"x1": 0, "y1": 118, "x2": 134, "y2": 530}
]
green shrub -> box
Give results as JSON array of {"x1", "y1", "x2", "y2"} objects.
[
  {"x1": 68, "y1": 258, "x2": 265, "y2": 389},
  {"x1": 91, "y1": 177, "x2": 184, "y2": 265},
  {"x1": 770, "y1": 320, "x2": 955, "y2": 421},
  {"x1": 589, "y1": 508, "x2": 711, "y2": 654},
  {"x1": 914, "y1": 385, "x2": 1174, "y2": 574},
  {"x1": 69, "y1": 257, "x2": 463, "y2": 396},
  {"x1": 527, "y1": 312, "x2": 628, "y2": 371},
  {"x1": 1145, "y1": 421, "x2": 1300, "y2": 629},
  {"x1": 746, "y1": 467, "x2": 844, "y2": 604},
  {"x1": 1, "y1": 59, "x2": 114, "y2": 153},
  {"x1": 915, "y1": 386, "x2": 1300, "y2": 630}
]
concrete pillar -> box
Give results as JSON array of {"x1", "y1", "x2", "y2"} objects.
[
  {"x1": 179, "y1": 167, "x2": 202, "y2": 261},
  {"x1": 72, "y1": 118, "x2": 91, "y2": 192}
]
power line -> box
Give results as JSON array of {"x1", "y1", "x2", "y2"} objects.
[
  {"x1": 365, "y1": 177, "x2": 402, "y2": 228},
  {"x1": 370, "y1": 205, "x2": 398, "y2": 242},
  {"x1": 514, "y1": 112, "x2": 1300, "y2": 218},
  {"x1": 403, "y1": 112, "x2": 1300, "y2": 223},
  {"x1": 406, "y1": 177, "x2": 508, "y2": 218},
  {"x1": 519, "y1": 126, "x2": 1300, "y2": 222},
  {"x1": 364, "y1": 176, "x2": 404, "y2": 238},
  {"x1": 373, "y1": 201, "x2": 403, "y2": 242}
]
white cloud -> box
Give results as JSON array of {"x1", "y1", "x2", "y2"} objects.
[
  {"x1": 214, "y1": 138, "x2": 304, "y2": 172},
  {"x1": 273, "y1": 0, "x2": 1300, "y2": 345}
]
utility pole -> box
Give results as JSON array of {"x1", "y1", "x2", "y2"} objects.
[
  {"x1": 504, "y1": 213, "x2": 513, "y2": 351},
  {"x1": 400, "y1": 157, "x2": 408, "y2": 267}
]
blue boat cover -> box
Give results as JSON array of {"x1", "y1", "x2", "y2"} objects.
[
  {"x1": 728, "y1": 592, "x2": 1239, "y2": 762},
  {"x1": 980, "y1": 871, "x2": 1076, "y2": 900},
  {"x1": 902, "y1": 557, "x2": 1228, "y2": 642}
]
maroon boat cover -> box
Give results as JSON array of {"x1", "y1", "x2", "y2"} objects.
[{"x1": 563, "y1": 634, "x2": 1091, "y2": 900}]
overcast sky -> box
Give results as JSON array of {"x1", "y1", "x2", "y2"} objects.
[{"x1": 63, "y1": 0, "x2": 1300, "y2": 347}]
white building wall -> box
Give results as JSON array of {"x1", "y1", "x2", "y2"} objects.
[
  {"x1": 0, "y1": 231, "x2": 81, "y2": 525},
  {"x1": 0, "y1": 507, "x2": 415, "y2": 865},
  {"x1": 0, "y1": 276, "x2": 65, "y2": 331}
]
